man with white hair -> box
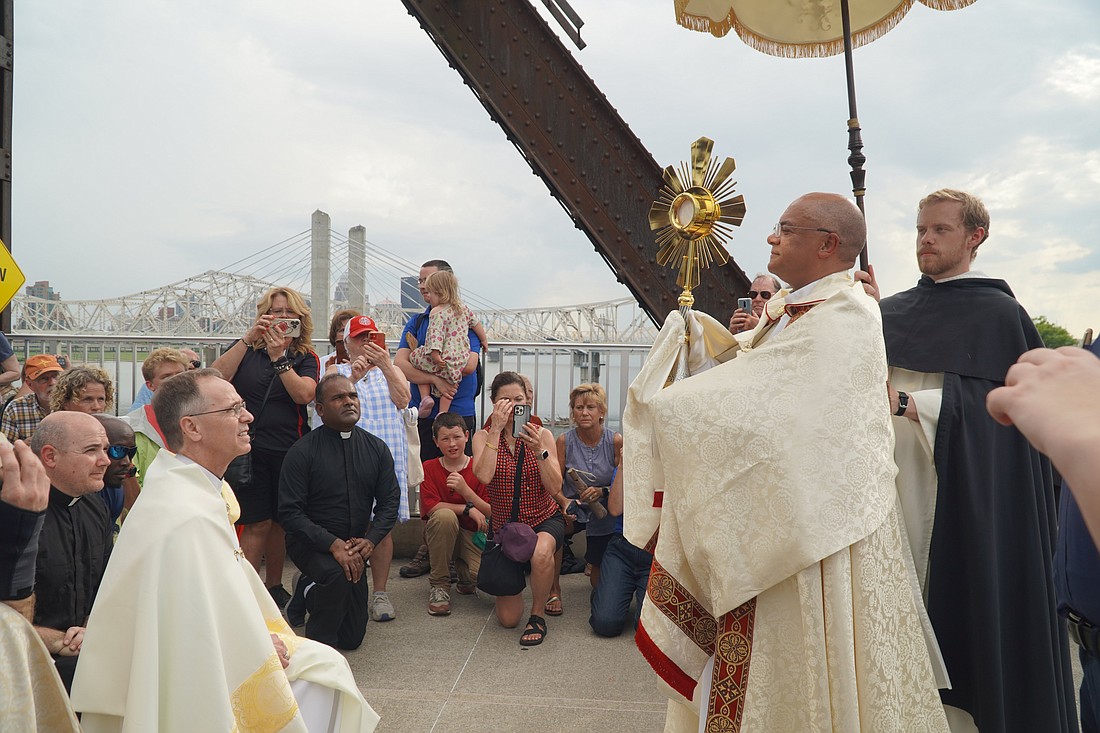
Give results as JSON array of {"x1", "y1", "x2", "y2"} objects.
[
  {"x1": 727, "y1": 272, "x2": 782, "y2": 334},
  {"x1": 70, "y1": 369, "x2": 378, "y2": 732}
]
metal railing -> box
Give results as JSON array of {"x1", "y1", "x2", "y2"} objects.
[{"x1": 7, "y1": 335, "x2": 652, "y2": 434}]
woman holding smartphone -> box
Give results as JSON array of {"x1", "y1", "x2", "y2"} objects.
[
  {"x1": 472, "y1": 371, "x2": 566, "y2": 646},
  {"x1": 211, "y1": 286, "x2": 320, "y2": 607}
]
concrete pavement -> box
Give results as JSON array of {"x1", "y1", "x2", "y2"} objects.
[{"x1": 285, "y1": 564, "x2": 667, "y2": 733}]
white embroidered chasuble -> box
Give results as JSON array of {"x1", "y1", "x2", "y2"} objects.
[
  {"x1": 0, "y1": 602, "x2": 81, "y2": 732},
  {"x1": 70, "y1": 450, "x2": 380, "y2": 733},
  {"x1": 624, "y1": 272, "x2": 948, "y2": 732}
]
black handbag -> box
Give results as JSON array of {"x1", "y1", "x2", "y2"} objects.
[
  {"x1": 223, "y1": 353, "x2": 279, "y2": 491},
  {"x1": 477, "y1": 442, "x2": 528, "y2": 596}
]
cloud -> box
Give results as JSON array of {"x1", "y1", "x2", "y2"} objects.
[
  {"x1": 8, "y1": 0, "x2": 1100, "y2": 345},
  {"x1": 1048, "y1": 46, "x2": 1100, "y2": 102}
]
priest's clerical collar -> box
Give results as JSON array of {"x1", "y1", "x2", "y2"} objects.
[
  {"x1": 340, "y1": 430, "x2": 353, "y2": 440},
  {"x1": 933, "y1": 270, "x2": 988, "y2": 284}
]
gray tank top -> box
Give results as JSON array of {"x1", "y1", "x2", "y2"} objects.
[{"x1": 562, "y1": 427, "x2": 617, "y2": 536}]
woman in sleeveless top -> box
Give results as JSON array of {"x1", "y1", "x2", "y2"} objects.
[
  {"x1": 547, "y1": 383, "x2": 623, "y2": 616},
  {"x1": 472, "y1": 371, "x2": 567, "y2": 646}
]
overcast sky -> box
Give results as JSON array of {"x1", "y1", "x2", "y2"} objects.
[{"x1": 11, "y1": 1, "x2": 1100, "y2": 336}]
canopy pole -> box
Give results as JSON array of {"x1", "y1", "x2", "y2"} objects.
[{"x1": 840, "y1": 0, "x2": 869, "y2": 270}]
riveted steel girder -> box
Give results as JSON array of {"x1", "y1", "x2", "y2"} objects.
[{"x1": 399, "y1": 0, "x2": 751, "y2": 325}]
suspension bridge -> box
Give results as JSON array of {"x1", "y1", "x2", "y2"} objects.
[{"x1": 9, "y1": 212, "x2": 658, "y2": 345}]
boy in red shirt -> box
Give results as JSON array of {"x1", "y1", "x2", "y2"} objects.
[{"x1": 420, "y1": 412, "x2": 491, "y2": 616}]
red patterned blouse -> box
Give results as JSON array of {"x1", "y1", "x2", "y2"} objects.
[{"x1": 486, "y1": 432, "x2": 559, "y2": 534}]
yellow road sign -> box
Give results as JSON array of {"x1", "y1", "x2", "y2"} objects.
[{"x1": 0, "y1": 241, "x2": 27, "y2": 312}]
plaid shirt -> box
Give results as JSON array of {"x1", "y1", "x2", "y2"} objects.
[{"x1": 1, "y1": 393, "x2": 48, "y2": 443}]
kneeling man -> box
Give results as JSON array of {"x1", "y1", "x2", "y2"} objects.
[
  {"x1": 70, "y1": 369, "x2": 379, "y2": 733},
  {"x1": 278, "y1": 374, "x2": 400, "y2": 649}
]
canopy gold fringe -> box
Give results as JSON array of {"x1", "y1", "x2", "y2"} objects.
[{"x1": 674, "y1": 0, "x2": 977, "y2": 58}]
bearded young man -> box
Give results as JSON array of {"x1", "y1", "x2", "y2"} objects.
[{"x1": 876, "y1": 189, "x2": 1076, "y2": 733}]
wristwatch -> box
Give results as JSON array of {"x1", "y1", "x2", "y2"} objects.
[
  {"x1": 538, "y1": 449, "x2": 550, "y2": 461},
  {"x1": 894, "y1": 391, "x2": 910, "y2": 417},
  {"x1": 462, "y1": 502, "x2": 474, "y2": 516}
]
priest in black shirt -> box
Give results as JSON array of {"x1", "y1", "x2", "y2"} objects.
[
  {"x1": 29, "y1": 411, "x2": 113, "y2": 692},
  {"x1": 278, "y1": 374, "x2": 400, "y2": 650}
]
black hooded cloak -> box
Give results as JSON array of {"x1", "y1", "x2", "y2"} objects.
[{"x1": 881, "y1": 275, "x2": 1076, "y2": 733}]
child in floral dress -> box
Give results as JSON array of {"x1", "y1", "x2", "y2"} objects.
[{"x1": 410, "y1": 270, "x2": 488, "y2": 417}]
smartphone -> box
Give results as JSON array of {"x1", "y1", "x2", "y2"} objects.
[
  {"x1": 737, "y1": 297, "x2": 752, "y2": 312},
  {"x1": 512, "y1": 403, "x2": 532, "y2": 438},
  {"x1": 272, "y1": 318, "x2": 301, "y2": 338},
  {"x1": 334, "y1": 340, "x2": 350, "y2": 364},
  {"x1": 368, "y1": 331, "x2": 387, "y2": 350}
]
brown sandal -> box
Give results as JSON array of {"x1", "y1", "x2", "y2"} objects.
[{"x1": 544, "y1": 595, "x2": 563, "y2": 616}]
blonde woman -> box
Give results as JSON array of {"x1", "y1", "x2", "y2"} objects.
[
  {"x1": 211, "y1": 287, "x2": 320, "y2": 607},
  {"x1": 546, "y1": 383, "x2": 622, "y2": 616}
]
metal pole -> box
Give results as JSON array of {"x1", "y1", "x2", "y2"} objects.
[
  {"x1": 1, "y1": 0, "x2": 14, "y2": 333},
  {"x1": 840, "y1": 0, "x2": 869, "y2": 271}
]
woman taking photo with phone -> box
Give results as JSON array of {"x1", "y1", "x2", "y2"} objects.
[
  {"x1": 472, "y1": 371, "x2": 566, "y2": 646},
  {"x1": 211, "y1": 286, "x2": 320, "y2": 607}
]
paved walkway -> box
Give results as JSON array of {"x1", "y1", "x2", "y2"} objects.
[{"x1": 284, "y1": 565, "x2": 668, "y2": 733}]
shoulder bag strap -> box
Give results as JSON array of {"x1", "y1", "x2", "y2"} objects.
[
  {"x1": 248, "y1": 349, "x2": 283, "y2": 424},
  {"x1": 510, "y1": 441, "x2": 525, "y2": 523}
]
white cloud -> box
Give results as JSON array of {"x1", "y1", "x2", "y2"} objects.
[
  {"x1": 7, "y1": 0, "x2": 1100, "y2": 346},
  {"x1": 1049, "y1": 46, "x2": 1100, "y2": 102}
]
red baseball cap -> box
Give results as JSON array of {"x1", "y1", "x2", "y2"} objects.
[{"x1": 344, "y1": 315, "x2": 380, "y2": 340}]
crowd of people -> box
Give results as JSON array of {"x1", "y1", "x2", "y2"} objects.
[{"x1": 2, "y1": 192, "x2": 1100, "y2": 731}]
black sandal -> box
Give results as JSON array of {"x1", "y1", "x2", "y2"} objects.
[{"x1": 519, "y1": 614, "x2": 547, "y2": 646}]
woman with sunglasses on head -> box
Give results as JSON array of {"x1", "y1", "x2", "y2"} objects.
[
  {"x1": 728, "y1": 273, "x2": 782, "y2": 335},
  {"x1": 211, "y1": 287, "x2": 320, "y2": 608}
]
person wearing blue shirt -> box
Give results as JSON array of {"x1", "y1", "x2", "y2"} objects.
[
  {"x1": 1054, "y1": 339, "x2": 1100, "y2": 732},
  {"x1": 394, "y1": 260, "x2": 482, "y2": 578}
]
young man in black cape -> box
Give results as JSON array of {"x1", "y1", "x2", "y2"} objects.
[{"x1": 868, "y1": 189, "x2": 1076, "y2": 732}]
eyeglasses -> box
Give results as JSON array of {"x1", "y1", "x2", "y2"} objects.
[
  {"x1": 107, "y1": 444, "x2": 138, "y2": 461},
  {"x1": 748, "y1": 290, "x2": 774, "y2": 300},
  {"x1": 773, "y1": 222, "x2": 836, "y2": 238},
  {"x1": 187, "y1": 400, "x2": 248, "y2": 418}
]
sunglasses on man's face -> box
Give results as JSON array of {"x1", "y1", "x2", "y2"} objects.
[
  {"x1": 748, "y1": 290, "x2": 774, "y2": 300},
  {"x1": 107, "y1": 444, "x2": 138, "y2": 461}
]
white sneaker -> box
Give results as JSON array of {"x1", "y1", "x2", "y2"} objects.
[
  {"x1": 428, "y1": 586, "x2": 451, "y2": 616},
  {"x1": 371, "y1": 590, "x2": 396, "y2": 622}
]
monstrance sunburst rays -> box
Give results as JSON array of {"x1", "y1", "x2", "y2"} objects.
[{"x1": 648, "y1": 137, "x2": 746, "y2": 309}]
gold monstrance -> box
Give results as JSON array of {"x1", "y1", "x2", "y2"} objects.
[
  {"x1": 649, "y1": 137, "x2": 745, "y2": 380},
  {"x1": 649, "y1": 137, "x2": 745, "y2": 311}
]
